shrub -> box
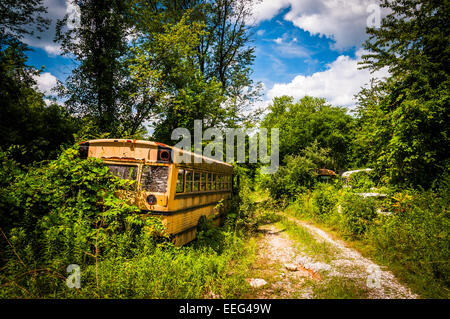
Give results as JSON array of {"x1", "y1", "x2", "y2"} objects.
[
  {"x1": 346, "y1": 170, "x2": 376, "y2": 191},
  {"x1": 311, "y1": 183, "x2": 339, "y2": 220},
  {"x1": 263, "y1": 142, "x2": 332, "y2": 200},
  {"x1": 0, "y1": 145, "x2": 167, "y2": 297},
  {"x1": 366, "y1": 186, "x2": 450, "y2": 298},
  {"x1": 339, "y1": 193, "x2": 377, "y2": 237}
]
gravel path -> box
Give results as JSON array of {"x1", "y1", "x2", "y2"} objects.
[
  {"x1": 281, "y1": 214, "x2": 419, "y2": 299},
  {"x1": 247, "y1": 214, "x2": 419, "y2": 299}
]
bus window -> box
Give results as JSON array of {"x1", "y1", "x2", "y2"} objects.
[
  {"x1": 200, "y1": 173, "x2": 206, "y2": 191},
  {"x1": 194, "y1": 172, "x2": 200, "y2": 191},
  {"x1": 106, "y1": 164, "x2": 138, "y2": 181},
  {"x1": 176, "y1": 169, "x2": 185, "y2": 193},
  {"x1": 212, "y1": 174, "x2": 216, "y2": 190},
  {"x1": 185, "y1": 170, "x2": 193, "y2": 192},
  {"x1": 206, "y1": 173, "x2": 211, "y2": 190},
  {"x1": 220, "y1": 175, "x2": 224, "y2": 190},
  {"x1": 141, "y1": 166, "x2": 169, "y2": 193}
]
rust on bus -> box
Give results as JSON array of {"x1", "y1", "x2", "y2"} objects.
[{"x1": 82, "y1": 138, "x2": 233, "y2": 246}]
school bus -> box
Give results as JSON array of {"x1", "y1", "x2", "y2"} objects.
[{"x1": 78, "y1": 139, "x2": 233, "y2": 246}]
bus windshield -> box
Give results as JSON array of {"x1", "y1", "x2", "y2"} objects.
[
  {"x1": 141, "y1": 165, "x2": 169, "y2": 193},
  {"x1": 106, "y1": 164, "x2": 138, "y2": 181}
]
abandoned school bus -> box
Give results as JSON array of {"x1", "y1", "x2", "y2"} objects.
[{"x1": 79, "y1": 139, "x2": 233, "y2": 246}]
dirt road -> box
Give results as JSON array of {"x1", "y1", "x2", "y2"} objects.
[{"x1": 245, "y1": 213, "x2": 418, "y2": 299}]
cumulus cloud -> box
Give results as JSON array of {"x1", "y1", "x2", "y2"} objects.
[
  {"x1": 252, "y1": 0, "x2": 387, "y2": 50},
  {"x1": 265, "y1": 49, "x2": 389, "y2": 108},
  {"x1": 33, "y1": 72, "x2": 58, "y2": 95}
]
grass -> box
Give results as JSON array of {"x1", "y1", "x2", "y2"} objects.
[
  {"x1": 312, "y1": 277, "x2": 370, "y2": 299},
  {"x1": 0, "y1": 229, "x2": 258, "y2": 299},
  {"x1": 283, "y1": 197, "x2": 449, "y2": 299},
  {"x1": 276, "y1": 215, "x2": 337, "y2": 264}
]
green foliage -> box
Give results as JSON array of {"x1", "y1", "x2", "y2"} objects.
[
  {"x1": 68, "y1": 235, "x2": 253, "y2": 299},
  {"x1": 339, "y1": 193, "x2": 377, "y2": 237},
  {"x1": 0, "y1": 145, "x2": 163, "y2": 295},
  {"x1": 226, "y1": 164, "x2": 258, "y2": 233},
  {"x1": 358, "y1": 0, "x2": 450, "y2": 188},
  {"x1": 345, "y1": 170, "x2": 376, "y2": 191},
  {"x1": 263, "y1": 142, "x2": 332, "y2": 200},
  {"x1": 0, "y1": 37, "x2": 77, "y2": 164},
  {"x1": 129, "y1": 11, "x2": 227, "y2": 143},
  {"x1": 0, "y1": 145, "x2": 256, "y2": 298},
  {"x1": 366, "y1": 185, "x2": 450, "y2": 298},
  {"x1": 261, "y1": 96, "x2": 355, "y2": 170},
  {"x1": 284, "y1": 181, "x2": 449, "y2": 298},
  {"x1": 312, "y1": 277, "x2": 369, "y2": 299},
  {"x1": 56, "y1": 0, "x2": 136, "y2": 136},
  {"x1": 152, "y1": 0, "x2": 262, "y2": 128},
  {"x1": 311, "y1": 183, "x2": 339, "y2": 220},
  {"x1": 0, "y1": 0, "x2": 49, "y2": 41}
]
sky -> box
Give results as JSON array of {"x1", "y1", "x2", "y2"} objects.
[{"x1": 27, "y1": 0, "x2": 389, "y2": 110}]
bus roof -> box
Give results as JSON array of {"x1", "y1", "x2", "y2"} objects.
[{"x1": 82, "y1": 139, "x2": 233, "y2": 167}]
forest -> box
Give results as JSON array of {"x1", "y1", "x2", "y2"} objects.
[{"x1": 0, "y1": 0, "x2": 448, "y2": 299}]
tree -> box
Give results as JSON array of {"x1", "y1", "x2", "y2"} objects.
[
  {"x1": 129, "y1": 0, "x2": 261, "y2": 143},
  {"x1": 263, "y1": 142, "x2": 333, "y2": 199},
  {"x1": 358, "y1": 0, "x2": 450, "y2": 188},
  {"x1": 261, "y1": 96, "x2": 356, "y2": 170},
  {"x1": 0, "y1": 0, "x2": 76, "y2": 163},
  {"x1": 0, "y1": 0, "x2": 49, "y2": 42},
  {"x1": 56, "y1": 0, "x2": 135, "y2": 136},
  {"x1": 128, "y1": 10, "x2": 226, "y2": 144}
]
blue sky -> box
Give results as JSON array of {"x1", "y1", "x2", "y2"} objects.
[
  {"x1": 27, "y1": 0, "x2": 389, "y2": 109},
  {"x1": 251, "y1": 7, "x2": 356, "y2": 87}
]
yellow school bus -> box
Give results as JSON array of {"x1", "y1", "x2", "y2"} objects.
[{"x1": 79, "y1": 139, "x2": 233, "y2": 246}]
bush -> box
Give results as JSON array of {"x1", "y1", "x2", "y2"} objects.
[
  {"x1": 263, "y1": 142, "x2": 332, "y2": 201},
  {"x1": 366, "y1": 186, "x2": 450, "y2": 298},
  {"x1": 339, "y1": 193, "x2": 377, "y2": 237},
  {"x1": 346, "y1": 170, "x2": 376, "y2": 191},
  {"x1": 311, "y1": 183, "x2": 339, "y2": 220}
]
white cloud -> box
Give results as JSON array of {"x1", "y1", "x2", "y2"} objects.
[
  {"x1": 23, "y1": 0, "x2": 68, "y2": 55},
  {"x1": 251, "y1": 0, "x2": 291, "y2": 24},
  {"x1": 274, "y1": 37, "x2": 283, "y2": 44},
  {"x1": 270, "y1": 34, "x2": 311, "y2": 58},
  {"x1": 43, "y1": 44, "x2": 62, "y2": 55},
  {"x1": 252, "y1": 0, "x2": 388, "y2": 50},
  {"x1": 33, "y1": 72, "x2": 58, "y2": 95},
  {"x1": 265, "y1": 49, "x2": 389, "y2": 108},
  {"x1": 256, "y1": 29, "x2": 265, "y2": 36}
]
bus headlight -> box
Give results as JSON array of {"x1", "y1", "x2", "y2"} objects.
[{"x1": 147, "y1": 195, "x2": 157, "y2": 205}]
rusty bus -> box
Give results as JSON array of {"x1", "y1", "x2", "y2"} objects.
[{"x1": 79, "y1": 139, "x2": 233, "y2": 246}]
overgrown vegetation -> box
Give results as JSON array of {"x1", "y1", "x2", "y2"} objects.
[
  {"x1": 0, "y1": 0, "x2": 448, "y2": 300},
  {"x1": 0, "y1": 146, "x2": 256, "y2": 298},
  {"x1": 262, "y1": 177, "x2": 449, "y2": 298},
  {"x1": 255, "y1": 0, "x2": 449, "y2": 299}
]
